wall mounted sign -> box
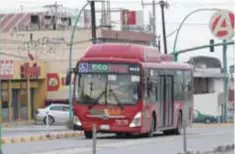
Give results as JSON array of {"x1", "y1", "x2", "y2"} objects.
[
  {"x1": 20, "y1": 62, "x2": 41, "y2": 78},
  {"x1": 0, "y1": 60, "x2": 13, "y2": 79}
]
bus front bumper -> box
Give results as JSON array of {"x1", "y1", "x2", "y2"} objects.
[{"x1": 82, "y1": 123, "x2": 143, "y2": 134}]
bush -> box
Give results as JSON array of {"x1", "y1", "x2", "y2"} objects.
[{"x1": 66, "y1": 119, "x2": 73, "y2": 129}]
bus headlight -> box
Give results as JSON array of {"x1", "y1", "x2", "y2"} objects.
[
  {"x1": 73, "y1": 116, "x2": 81, "y2": 126},
  {"x1": 129, "y1": 112, "x2": 142, "y2": 128}
]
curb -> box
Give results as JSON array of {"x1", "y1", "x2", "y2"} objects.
[
  {"x1": 3, "y1": 120, "x2": 36, "y2": 128},
  {"x1": 191, "y1": 123, "x2": 234, "y2": 128},
  {"x1": 2, "y1": 131, "x2": 84, "y2": 144}
]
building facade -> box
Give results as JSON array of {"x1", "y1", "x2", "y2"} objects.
[{"x1": 1, "y1": 60, "x2": 47, "y2": 122}]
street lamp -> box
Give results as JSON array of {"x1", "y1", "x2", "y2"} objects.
[
  {"x1": 172, "y1": 8, "x2": 221, "y2": 61},
  {"x1": 68, "y1": 2, "x2": 90, "y2": 120}
]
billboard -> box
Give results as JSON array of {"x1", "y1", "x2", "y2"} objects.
[{"x1": 120, "y1": 9, "x2": 144, "y2": 32}]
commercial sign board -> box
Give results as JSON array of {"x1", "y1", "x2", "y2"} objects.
[
  {"x1": 0, "y1": 60, "x2": 14, "y2": 79},
  {"x1": 209, "y1": 10, "x2": 234, "y2": 40},
  {"x1": 20, "y1": 62, "x2": 41, "y2": 78}
]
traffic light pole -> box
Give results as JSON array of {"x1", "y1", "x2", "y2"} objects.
[
  {"x1": 68, "y1": 2, "x2": 90, "y2": 120},
  {"x1": 172, "y1": 8, "x2": 221, "y2": 61},
  {"x1": 222, "y1": 40, "x2": 228, "y2": 123}
]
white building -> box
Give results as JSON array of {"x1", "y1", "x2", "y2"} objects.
[{"x1": 188, "y1": 56, "x2": 234, "y2": 122}]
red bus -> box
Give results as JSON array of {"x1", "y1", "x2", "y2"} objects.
[{"x1": 67, "y1": 43, "x2": 194, "y2": 138}]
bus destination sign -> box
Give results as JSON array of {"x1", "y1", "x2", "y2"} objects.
[{"x1": 78, "y1": 63, "x2": 140, "y2": 74}]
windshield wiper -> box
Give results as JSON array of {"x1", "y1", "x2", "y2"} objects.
[
  {"x1": 88, "y1": 90, "x2": 107, "y2": 109},
  {"x1": 108, "y1": 88, "x2": 124, "y2": 110}
]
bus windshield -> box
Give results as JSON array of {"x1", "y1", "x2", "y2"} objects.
[{"x1": 77, "y1": 74, "x2": 141, "y2": 105}]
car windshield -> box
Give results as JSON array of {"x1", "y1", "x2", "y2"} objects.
[{"x1": 77, "y1": 74, "x2": 141, "y2": 105}]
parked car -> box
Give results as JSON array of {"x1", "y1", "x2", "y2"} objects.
[
  {"x1": 193, "y1": 109, "x2": 218, "y2": 123},
  {"x1": 35, "y1": 104, "x2": 70, "y2": 125}
]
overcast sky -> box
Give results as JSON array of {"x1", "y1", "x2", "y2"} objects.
[{"x1": 0, "y1": 0, "x2": 234, "y2": 67}]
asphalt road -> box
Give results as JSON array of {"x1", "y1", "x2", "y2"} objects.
[{"x1": 2, "y1": 125, "x2": 234, "y2": 154}]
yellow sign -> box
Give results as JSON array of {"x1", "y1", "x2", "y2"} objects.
[{"x1": 104, "y1": 108, "x2": 122, "y2": 116}]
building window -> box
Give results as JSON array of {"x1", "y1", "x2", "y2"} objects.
[
  {"x1": 194, "y1": 77, "x2": 211, "y2": 94},
  {"x1": 183, "y1": 70, "x2": 192, "y2": 92}
]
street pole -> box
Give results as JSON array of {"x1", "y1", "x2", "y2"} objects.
[
  {"x1": 0, "y1": 26, "x2": 3, "y2": 154},
  {"x1": 141, "y1": 0, "x2": 157, "y2": 47},
  {"x1": 68, "y1": 2, "x2": 90, "y2": 120},
  {"x1": 183, "y1": 120, "x2": 187, "y2": 153},
  {"x1": 92, "y1": 124, "x2": 97, "y2": 154},
  {"x1": 159, "y1": 1, "x2": 168, "y2": 54},
  {"x1": 222, "y1": 39, "x2": 228, "y2": 123},
  {"x1": 152, "y1": 0, "x2": 156, "y2": 46},
  {"x1": 172, "y1": 8, "x2": 221, "y2": 61},
  {"x1": 90, "y1": 0, "x2": 97, "y2": 44}
]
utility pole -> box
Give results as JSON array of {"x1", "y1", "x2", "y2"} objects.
[
  {"x1": 141, "y1": 0, "x2": 157, "y2": 47},
  {"x1": 90, "y1": 0, "x2": 97, "y2": 44},
  {"x1": 44, "y1": 2, "x2": 62, "y2": 30},
  {"x1": 159, "y1": 1, "x2": 168, "y2": 54},
  {"x1": 141, "y1": 0, "x2": 169, "y2": 54}
]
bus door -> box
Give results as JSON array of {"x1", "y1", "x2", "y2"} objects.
[
  {"x1": 165, "y1": 75, "x2": 174, "y2": 127},
  {"x1": 159, "y1": 74, "x2": 174, "y2": 127},
  {"x1": 159, "y1": 75, "x2": 165, "y2": 127}
]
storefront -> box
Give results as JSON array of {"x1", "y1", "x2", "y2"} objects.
[{"x1": 0, "y1": 60, "x2": 47, "y2": 122}]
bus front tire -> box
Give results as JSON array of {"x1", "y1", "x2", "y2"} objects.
[
  {"x1": 84, "y1": 131, "x2": 93, "y2": 139},
  {"x1": 145, "y1": 116, "x2": 155, "y2": 137}
]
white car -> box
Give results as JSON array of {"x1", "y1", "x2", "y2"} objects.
[{"x1": 36, "y1": 104, "x2": 70, "y2": 125}]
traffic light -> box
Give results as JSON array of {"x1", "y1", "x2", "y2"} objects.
[{"x1": 209, "y1": 39, "x2": 214, "y2": 52}]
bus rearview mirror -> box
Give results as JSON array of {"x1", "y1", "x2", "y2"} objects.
[{"x1": 65, "y1": 71, "x2": 72, "y2": 85}]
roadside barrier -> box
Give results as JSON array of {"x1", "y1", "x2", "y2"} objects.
[{"x1": 1, "y1": 131, "x2": 84, "y2": 144}]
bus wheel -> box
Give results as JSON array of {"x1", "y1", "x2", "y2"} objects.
[
  {"x1": 146, "y1": 116, "x2": 155, "y2": 137},
  {"x1": 84, "y1": 131, "x2": 93, "y2": 139}
]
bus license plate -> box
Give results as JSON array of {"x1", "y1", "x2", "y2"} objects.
[{"x1": 100, "y1": 125, "x2": 110, "y2": 130}]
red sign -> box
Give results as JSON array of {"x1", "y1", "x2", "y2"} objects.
[
  {"x1": 209, "y1": 10, "x2": 234, "y2": 40},
  {"x1": 0, "y1": 60, "x2": 13, "y2": 79},
  {"x1": 20, "y1": 62, "x2": 41, "y2": 78},
  {"x1": 121, "y1": 10, "x2": 136, "y2": 25},
  {"x1": 47, "y1": 73, "x2": 60, "y2": 91}
]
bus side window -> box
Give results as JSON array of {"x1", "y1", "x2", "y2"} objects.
[{"x1": 175, "y1": 70, "x2": 184, "y2": 100}]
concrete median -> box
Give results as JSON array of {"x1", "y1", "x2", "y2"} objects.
[
  {"x1": 1, "y1": 131, "x2": 84, "y2": 144},
  {"x1": 191, "y1": 123, "x2": 234, "y2": 128}
]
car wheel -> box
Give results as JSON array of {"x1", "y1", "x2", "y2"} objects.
[
  {"x1": 204, "y1": 118, "x2": 211, "y2": 124},
  {"x1": 43, "y1": 116, "x2": 55, "y2": 125}
]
